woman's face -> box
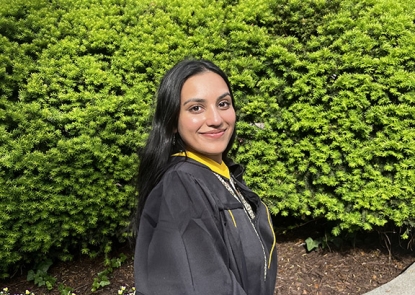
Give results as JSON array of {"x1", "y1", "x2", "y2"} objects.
[{"x1": 177, "y1": 71, "x2": 236, "y2": 163}]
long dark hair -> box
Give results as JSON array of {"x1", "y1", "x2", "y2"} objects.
[{"x1": 135, "y1": 59, "x2": 237, "y2": 228}]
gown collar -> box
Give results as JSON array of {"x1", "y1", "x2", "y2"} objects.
[{"x1": 173, "y1": 151, "x2": 230, "y2": 179}]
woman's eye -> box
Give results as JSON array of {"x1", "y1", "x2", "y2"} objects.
[
  {"x1": 219, "y1": 101, "x2": 231, "y2": 108},
  {"x1": 189, "y1": 105, "x2": 202, "y2": 112}
]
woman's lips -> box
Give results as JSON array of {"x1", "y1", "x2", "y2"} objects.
[{"x1": 200, "y1": 129, "x2": 226, "y2": 138}]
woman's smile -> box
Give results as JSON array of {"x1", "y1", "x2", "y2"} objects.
[{"x1": 200, "y1": 129, "x2": 226, "y2": 137}]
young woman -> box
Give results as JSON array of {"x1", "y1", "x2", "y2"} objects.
[{"x1": 134, "y1": 59, "x2": 277, "y2": 295}]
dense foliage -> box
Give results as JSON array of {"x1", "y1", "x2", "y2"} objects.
[
  {"x1": 1, "y1": 0, "x2": 414, "y2": 277},
  {"x1": 238, "y1": 0, "x2": 415, "y2": 238}
]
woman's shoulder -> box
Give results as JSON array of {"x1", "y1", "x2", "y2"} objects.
[
  {"x1": 146, "y1": 157, "x2": 224, "y2": 215},
  {"x1": 149, "y1": 157, "x2": 216, "y2": 196}
]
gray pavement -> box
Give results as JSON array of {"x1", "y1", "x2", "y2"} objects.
[{"x1": 362, "y1": 262, "x2": 415, "y2": 295}]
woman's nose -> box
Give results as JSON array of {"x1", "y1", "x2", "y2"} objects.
[{"x1": 205, "y1": 107, "x2": 223, "y2": 126}]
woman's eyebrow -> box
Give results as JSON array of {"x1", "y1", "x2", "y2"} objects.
[
  {"x1": 182, "y1": 92, "x2": 231, "y2": 106},
  {"x1": 217, "y1": 92, "x2": 231, "y2": 101},
  {"x1": 183, "y1": 98, "x2": 205, "y2": 106}
]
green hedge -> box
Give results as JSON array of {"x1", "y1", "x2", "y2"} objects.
[
  {"x1": 237, "y1": 0, "x2": 415, "y2": 238},
  {"x1": 1, "y1": 0, "x2": 414, "y2": 277}
]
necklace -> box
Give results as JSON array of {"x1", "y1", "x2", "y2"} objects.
[{"x1": 213, "y1": 173, "x2": 256, "y2": 219}]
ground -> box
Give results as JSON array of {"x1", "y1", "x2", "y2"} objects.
[{"x1": 2, "y1": 217, "x2": 415, "y2": 295}]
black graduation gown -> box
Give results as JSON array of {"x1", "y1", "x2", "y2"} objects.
[{"x1": 134, "y1": 157, "x2": 277, "y2": 295}]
